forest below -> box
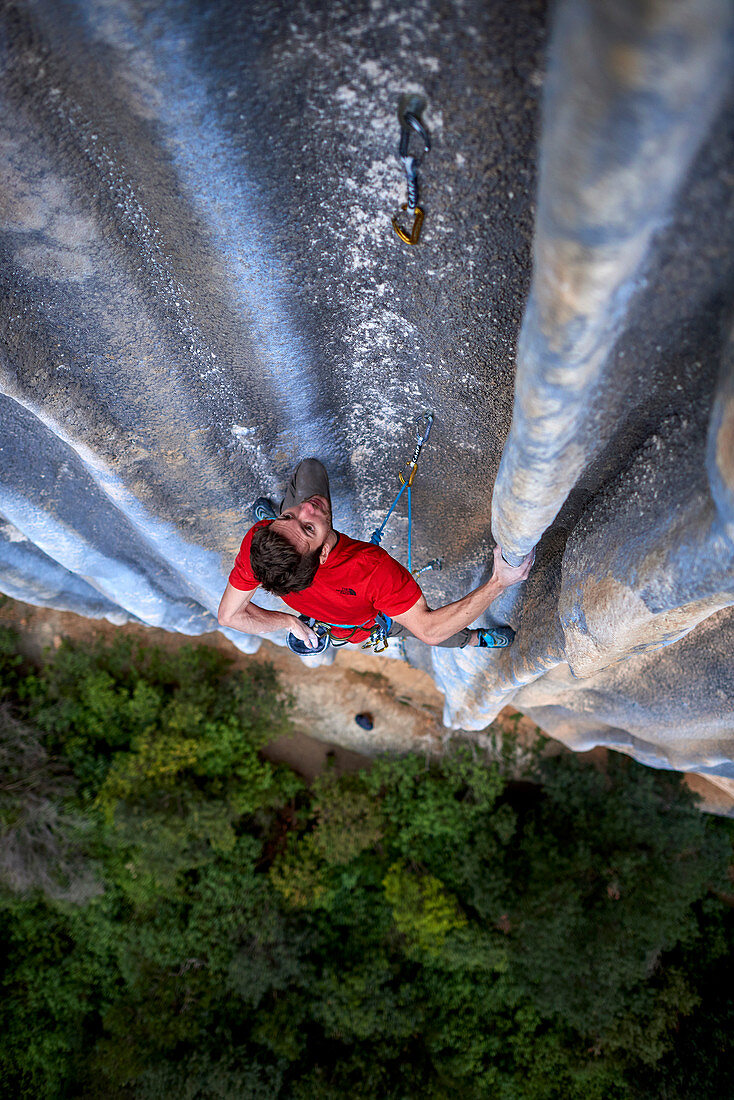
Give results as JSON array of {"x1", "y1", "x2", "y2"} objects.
[{"x1": 0, "y1": 615, "x2": 732, "y2": 1099}]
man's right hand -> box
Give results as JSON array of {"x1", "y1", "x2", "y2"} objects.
[
  {"x1": 287, "y1": 615, "x2": 320, "y2": 650},
  {"x1": 492, "y1": 545, "x2": 535, "y2": 589},
  {"x1": 219, "y1": 585, "x2": 321, "y2": 646}
]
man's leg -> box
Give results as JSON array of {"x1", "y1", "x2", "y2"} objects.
[
  {"x1": 281, "y1": 459, "x2": 332, "y2": 511},
  {"x1": 387, "y1": 620, "x2": 473, "y2": 649},
  {"x1": 386, "y1": 619, "x2": 514, "y2": 649}
]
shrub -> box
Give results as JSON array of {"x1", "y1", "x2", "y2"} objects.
[{"x1": 0, "y1": 626, "x2": 732, "y2": 1099}]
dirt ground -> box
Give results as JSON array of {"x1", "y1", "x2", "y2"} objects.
[
  {"x1": 0, "y1": 597, "x2": 542, "y2": 773},
  {"x1": 1, "y1": 597, "x2": 731, "y2": 812}
]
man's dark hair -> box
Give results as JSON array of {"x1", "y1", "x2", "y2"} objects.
[{"x1": 250, "y1": 525, "x2": 321, "y2": 595}]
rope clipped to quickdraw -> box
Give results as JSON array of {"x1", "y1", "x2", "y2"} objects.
[
  {"x1": 361, "y1": 414, "x2": 440, "y2": 652},
  {"x1": 369, "y1": 412, "x2": 435, "y2": 570},
  {"x1": 392, "y1": 95, "x2": 431, "y2": 246}
]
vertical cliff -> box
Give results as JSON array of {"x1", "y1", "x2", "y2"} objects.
[{"x1": 1, "y1": 0, "x2": 732, "y2": 780}]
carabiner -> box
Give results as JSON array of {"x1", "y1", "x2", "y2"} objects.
[
  {"x1": 397, "y1": 95, "x2": 431, "y2": 178},
  {"x1": 415, "y1": 412, "x2": 434, "y2": 446},
  {"x1": 392, "y1": 204, "x2": 424, "y2": 245}
]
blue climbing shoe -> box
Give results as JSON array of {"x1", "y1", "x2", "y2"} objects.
[
  {"x1": 476, "y1": 625, "x2": 515, "y2": 649},
  {"x1": 252, "y1": 496, "x2": 278, "y2": 522}
]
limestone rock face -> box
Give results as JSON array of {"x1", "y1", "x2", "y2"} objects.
[{"x1": 0, "y1": 0, "x2": 732, "y2": 777}]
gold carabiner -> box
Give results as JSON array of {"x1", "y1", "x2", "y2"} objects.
[
  {"x1": 392, "y1": 204, "x2": 424, "y2": 245},
  {"x1": 398, "y1": 463, "x2": 418, "y2": 487}
]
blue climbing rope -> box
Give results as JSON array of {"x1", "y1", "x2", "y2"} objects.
[{"x1": 369, "y1": 411, "x2": 434, "y2": 573}]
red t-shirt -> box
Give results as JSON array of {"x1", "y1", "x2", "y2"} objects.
[{"x1": 228, "y1": 521, "x2": 421, "y2": 642}]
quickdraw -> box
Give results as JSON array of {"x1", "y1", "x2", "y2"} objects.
[
  {"x1": 392, "y1": 94, "x2": 431, "y2": 246},
  {"x1": 361, "y1": 613, "x2": 392, "y2": 653},
  {"x1": 412, "y1": 557, "x2": 442, "y2": 578},
  {"x1": 399, "y1": 412, "x2": 433, "y2": 489}
]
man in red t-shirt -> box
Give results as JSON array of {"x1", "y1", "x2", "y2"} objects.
[{"x1": 218, "y1": 459, "x2": 533, "y2": 651}]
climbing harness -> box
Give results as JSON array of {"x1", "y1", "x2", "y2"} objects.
[
  {"x1": 286, "y1": 414, "x2": 440, "y2": 656},
  {"x1": 392, "y1": 94, "x2": 431, "y2": 246},
  {"x1": 285, "y1": 612, "x2": 390, "y2": 656}
]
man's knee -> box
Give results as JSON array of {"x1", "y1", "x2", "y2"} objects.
[{"x1": 289, "y1": 459, "x2": 331, "y2": 506}]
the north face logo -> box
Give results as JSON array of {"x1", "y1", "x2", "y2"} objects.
[{"x1": 338, "y1": 587, "x2": 357, "y2": 596}]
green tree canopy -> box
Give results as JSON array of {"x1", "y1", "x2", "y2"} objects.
[{"x1": 0, "y1": 624, "x2": 731, "y2": 1099}]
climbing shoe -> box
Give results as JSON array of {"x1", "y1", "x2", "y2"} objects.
[
  {"x1": 476, "y1": 625, "x2": 515, "y2": 649},
  {"x1": 252, "y1": 497, "x2": 278, "y2": 522}
]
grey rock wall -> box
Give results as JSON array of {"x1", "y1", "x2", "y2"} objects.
[{"x1": 0, "y1": 0, "x2": 732, "y2": 778}]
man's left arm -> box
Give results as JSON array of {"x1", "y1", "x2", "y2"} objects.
[{"x1": 391, "y1": 546, "x2": 533, "y2": 645}]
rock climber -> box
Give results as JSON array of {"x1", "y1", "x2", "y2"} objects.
[{"x1": 218, "y1": 458, "x2": 533, "y2": 652}]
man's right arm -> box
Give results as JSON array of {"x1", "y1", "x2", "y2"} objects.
[{"x1": 217, "y1": 584, "x2": 319, "y2": 647}]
